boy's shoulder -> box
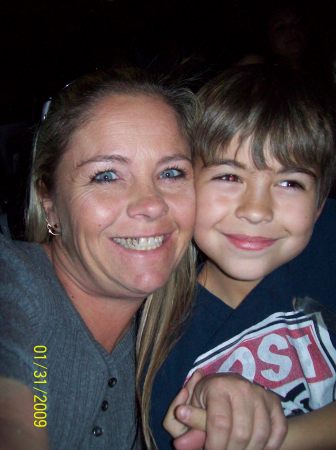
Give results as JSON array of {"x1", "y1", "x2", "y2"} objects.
[
  {"x1": 282, "y1": 197, "x2": 336, "y2": 308},
  {"x1": 315, "y1": 197, "x2": 336, "y2": 227}
]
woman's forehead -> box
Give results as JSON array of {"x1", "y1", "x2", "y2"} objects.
[
  {"x1": 58, "y1": 93, "x2": 190, "y2": 167},
  {"x1": 81, "y1": 93, "x2": 184, "y2": 137}
]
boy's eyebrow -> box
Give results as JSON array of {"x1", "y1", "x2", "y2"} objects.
[
  {"x1": 277, "y1": 167, "x2": 317, "y2": 178},
  {"x1": 205, "y1": 159, "x2": 316, "y2": 178},
  {"x1": 205, "y1": 159, "x2": 245, "y2": 169}
]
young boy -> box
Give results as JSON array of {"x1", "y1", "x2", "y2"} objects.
[{"x1": 151, "y1": 64, "x2": 336, "y2": 449}]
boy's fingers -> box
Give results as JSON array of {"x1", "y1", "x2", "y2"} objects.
[
  {"x1": 173, "y1": 429, "x2": 206, "y2": 450},
  {"x1": 265, "y1": 396, "x2": 288, "y2": 450},
  {"x1": 184, "y1": 370, "x2": 204, "y2": 402},
  {"x1": 163, "y1": 387, "x2": 190, "y2": 438},
  {"x1": 175, "y1": 404, "x2": 207, "y2": 430},
  {"x1": 175, "y1": 374, "x2": 287, "y2": 450},
  {"x1": 167, "y1": 373, "x2": 287, "y2": 450},
  {"x1": 244, "y1": 398, "x2": 271, "y2": 450}
]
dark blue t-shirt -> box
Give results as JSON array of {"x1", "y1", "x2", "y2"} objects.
[{"x1": 151, "y1": 198, "x2": 336, "y2": 449}]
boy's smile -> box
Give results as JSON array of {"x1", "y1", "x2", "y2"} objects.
[
  {"x1": 194, "y1": 138, "x2": 323, "y2": 308},
  {"x1": 223, "y1": 234, "x2": 277, "y2": 251}
]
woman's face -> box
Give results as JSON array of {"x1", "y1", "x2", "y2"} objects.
[{"x1": 43, "y1": 94, "x2": 195, "y2": 301}]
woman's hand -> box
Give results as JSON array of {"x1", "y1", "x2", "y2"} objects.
[
  {"x1": 0, "y1": 377, "x2": 50, "y2": 450},
  {"x1": 164, "y1": 371, "x2": 287, "y2": 450}
]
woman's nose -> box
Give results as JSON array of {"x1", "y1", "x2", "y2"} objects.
[
  {"x1": 236, "y1": 188, "x2": 273, "y2": 224},
  {"x1": 127, "y1": 184, "x2": 169, "y2": 220}
]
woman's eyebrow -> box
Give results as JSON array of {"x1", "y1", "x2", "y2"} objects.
[
  {"x1": 159, "y1": 154, "x2": 192, "y2": 164},
  {"x1": 76, "y1": 154, "x2": 129, "y2": 168},
  {"x1": 76, "y1": 153, "x2": 192, "y2": 169}
]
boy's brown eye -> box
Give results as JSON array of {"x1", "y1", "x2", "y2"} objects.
[
  {"x1": 222, "y1": 174, "x2": 240, "y2": 182},
  {"x1": 279, "y1": 180, "x2": 304, "y2": 189},
  {"x1": 213, "y1": 173, "x2": 240, "y2": 182}
]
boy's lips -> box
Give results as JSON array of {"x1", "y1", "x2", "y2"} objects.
[{"x1": 225, "y1": 234, "x2": 277, "y2": 251}]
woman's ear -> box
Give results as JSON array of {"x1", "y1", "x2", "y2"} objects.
[{"x1": 38, "y1": 180, "x2": 59, "y2": 227}]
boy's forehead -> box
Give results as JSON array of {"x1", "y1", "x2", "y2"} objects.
[
  {"x1": 200, "y1": 136, "x2": 264, "y2": 165},
  {"x1": 198, "y1": 135, "x2": 317, "y2": 175}
]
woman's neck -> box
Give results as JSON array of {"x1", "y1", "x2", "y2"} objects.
[
  {"x1": 43, "y1": 243, "x2": 143, "y2": 352},
  {"x1": 67, "y1": 291, "x2": 138, "y2": 352}
]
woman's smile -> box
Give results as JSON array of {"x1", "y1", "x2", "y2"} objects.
[{"x1": 112, "y1": 234, "x2": 165, "y2": 251}]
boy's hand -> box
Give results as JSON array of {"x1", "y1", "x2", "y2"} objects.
[
  {"x1": 164, "y1": 372, "x2": 287, "y2": 450},
  {"x1": 163, "y1": 370, "x2": 204, "y2": 446}
]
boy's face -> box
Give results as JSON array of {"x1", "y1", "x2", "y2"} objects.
[{"x1": 194, "y1": 138, "x2": 323, "y2": 304}]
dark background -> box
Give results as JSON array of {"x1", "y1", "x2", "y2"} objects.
[
  {"x1": 1, "y1": 0, "x2": 336, "y2": 124},
  {"x1": 0, "y1": 0, "x2": 336, "y2": 237}
]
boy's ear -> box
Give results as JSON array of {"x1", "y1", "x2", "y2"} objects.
[
  {"x1": 38, "y1": 180, "x2": 59, "y2": 226},
  {"x1": 314, "y1": 198, "x2": 327, "y2": 223}
]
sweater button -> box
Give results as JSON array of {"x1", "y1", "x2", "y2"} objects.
[
  {"x1": 92, "y1": 426, "x2": 103, "y2": 437},
  {"x1": 101, "y1": 400, "x2": 109, "y2": 411},
  {"x1": 108, "y1": 377, "x2": 117, "y2": 387}
]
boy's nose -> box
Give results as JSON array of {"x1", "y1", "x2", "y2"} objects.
[
  {"x1": 127, "y1": 184, "x2": 169, "y2": 220},
  {"x1": 236, "y1": 188, "x2": 273, "y2": 224}
]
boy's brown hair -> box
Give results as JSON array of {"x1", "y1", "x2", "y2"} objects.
[{"x1": 195, "y1": 64, "x2": 336, "y2": 205}]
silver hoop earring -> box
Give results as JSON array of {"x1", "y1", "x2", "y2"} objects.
[{"x1": 46, "y1": 219, "x2": 61, "y2": 236}]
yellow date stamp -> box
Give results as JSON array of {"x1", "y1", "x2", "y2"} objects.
[{"x1": 33, "y1": 345, "x2": 48, "y2": 428}]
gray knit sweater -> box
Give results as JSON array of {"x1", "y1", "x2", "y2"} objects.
[{"x1": 0, "y1": 234, "x2": 141, "y2": 449}]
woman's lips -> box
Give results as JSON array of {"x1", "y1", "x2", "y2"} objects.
[{"x1": 225, "y1": 234, "x2": 277, "y2": 251}]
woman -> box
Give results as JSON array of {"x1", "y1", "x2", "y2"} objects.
[
  {"x1": 0, "y1": 69, "x2": 197, "y2": 449},
  {"x1": 0, "y1": 69, "x2": 287, "y2": 450}
]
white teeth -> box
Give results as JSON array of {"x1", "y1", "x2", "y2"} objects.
[{"x1": 113, "y1": 235, "x2": 164, "y2": 251}]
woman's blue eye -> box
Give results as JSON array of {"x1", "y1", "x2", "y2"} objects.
[
  {"x1": 93, "y1": 171, "x2": 118, "y2": 182},
  {"x1": 160, "y1": 168, "x2": 184, "y2": 179}
]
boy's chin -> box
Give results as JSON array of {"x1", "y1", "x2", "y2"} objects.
[{"x1": 226, "y1": 267, "x2": 275, "y2": 284}]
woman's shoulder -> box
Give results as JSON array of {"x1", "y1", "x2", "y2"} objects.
[
  {"x1": 0, "y1": 234, "x2": 57, "y2": 313},
  {"x1": 0, "y1": 234, "x2": 49, "y2": 273}
]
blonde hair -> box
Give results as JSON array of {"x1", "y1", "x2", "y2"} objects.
[{"x1": 136, "y1": 243, "x2": 197, "y2": 448}]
